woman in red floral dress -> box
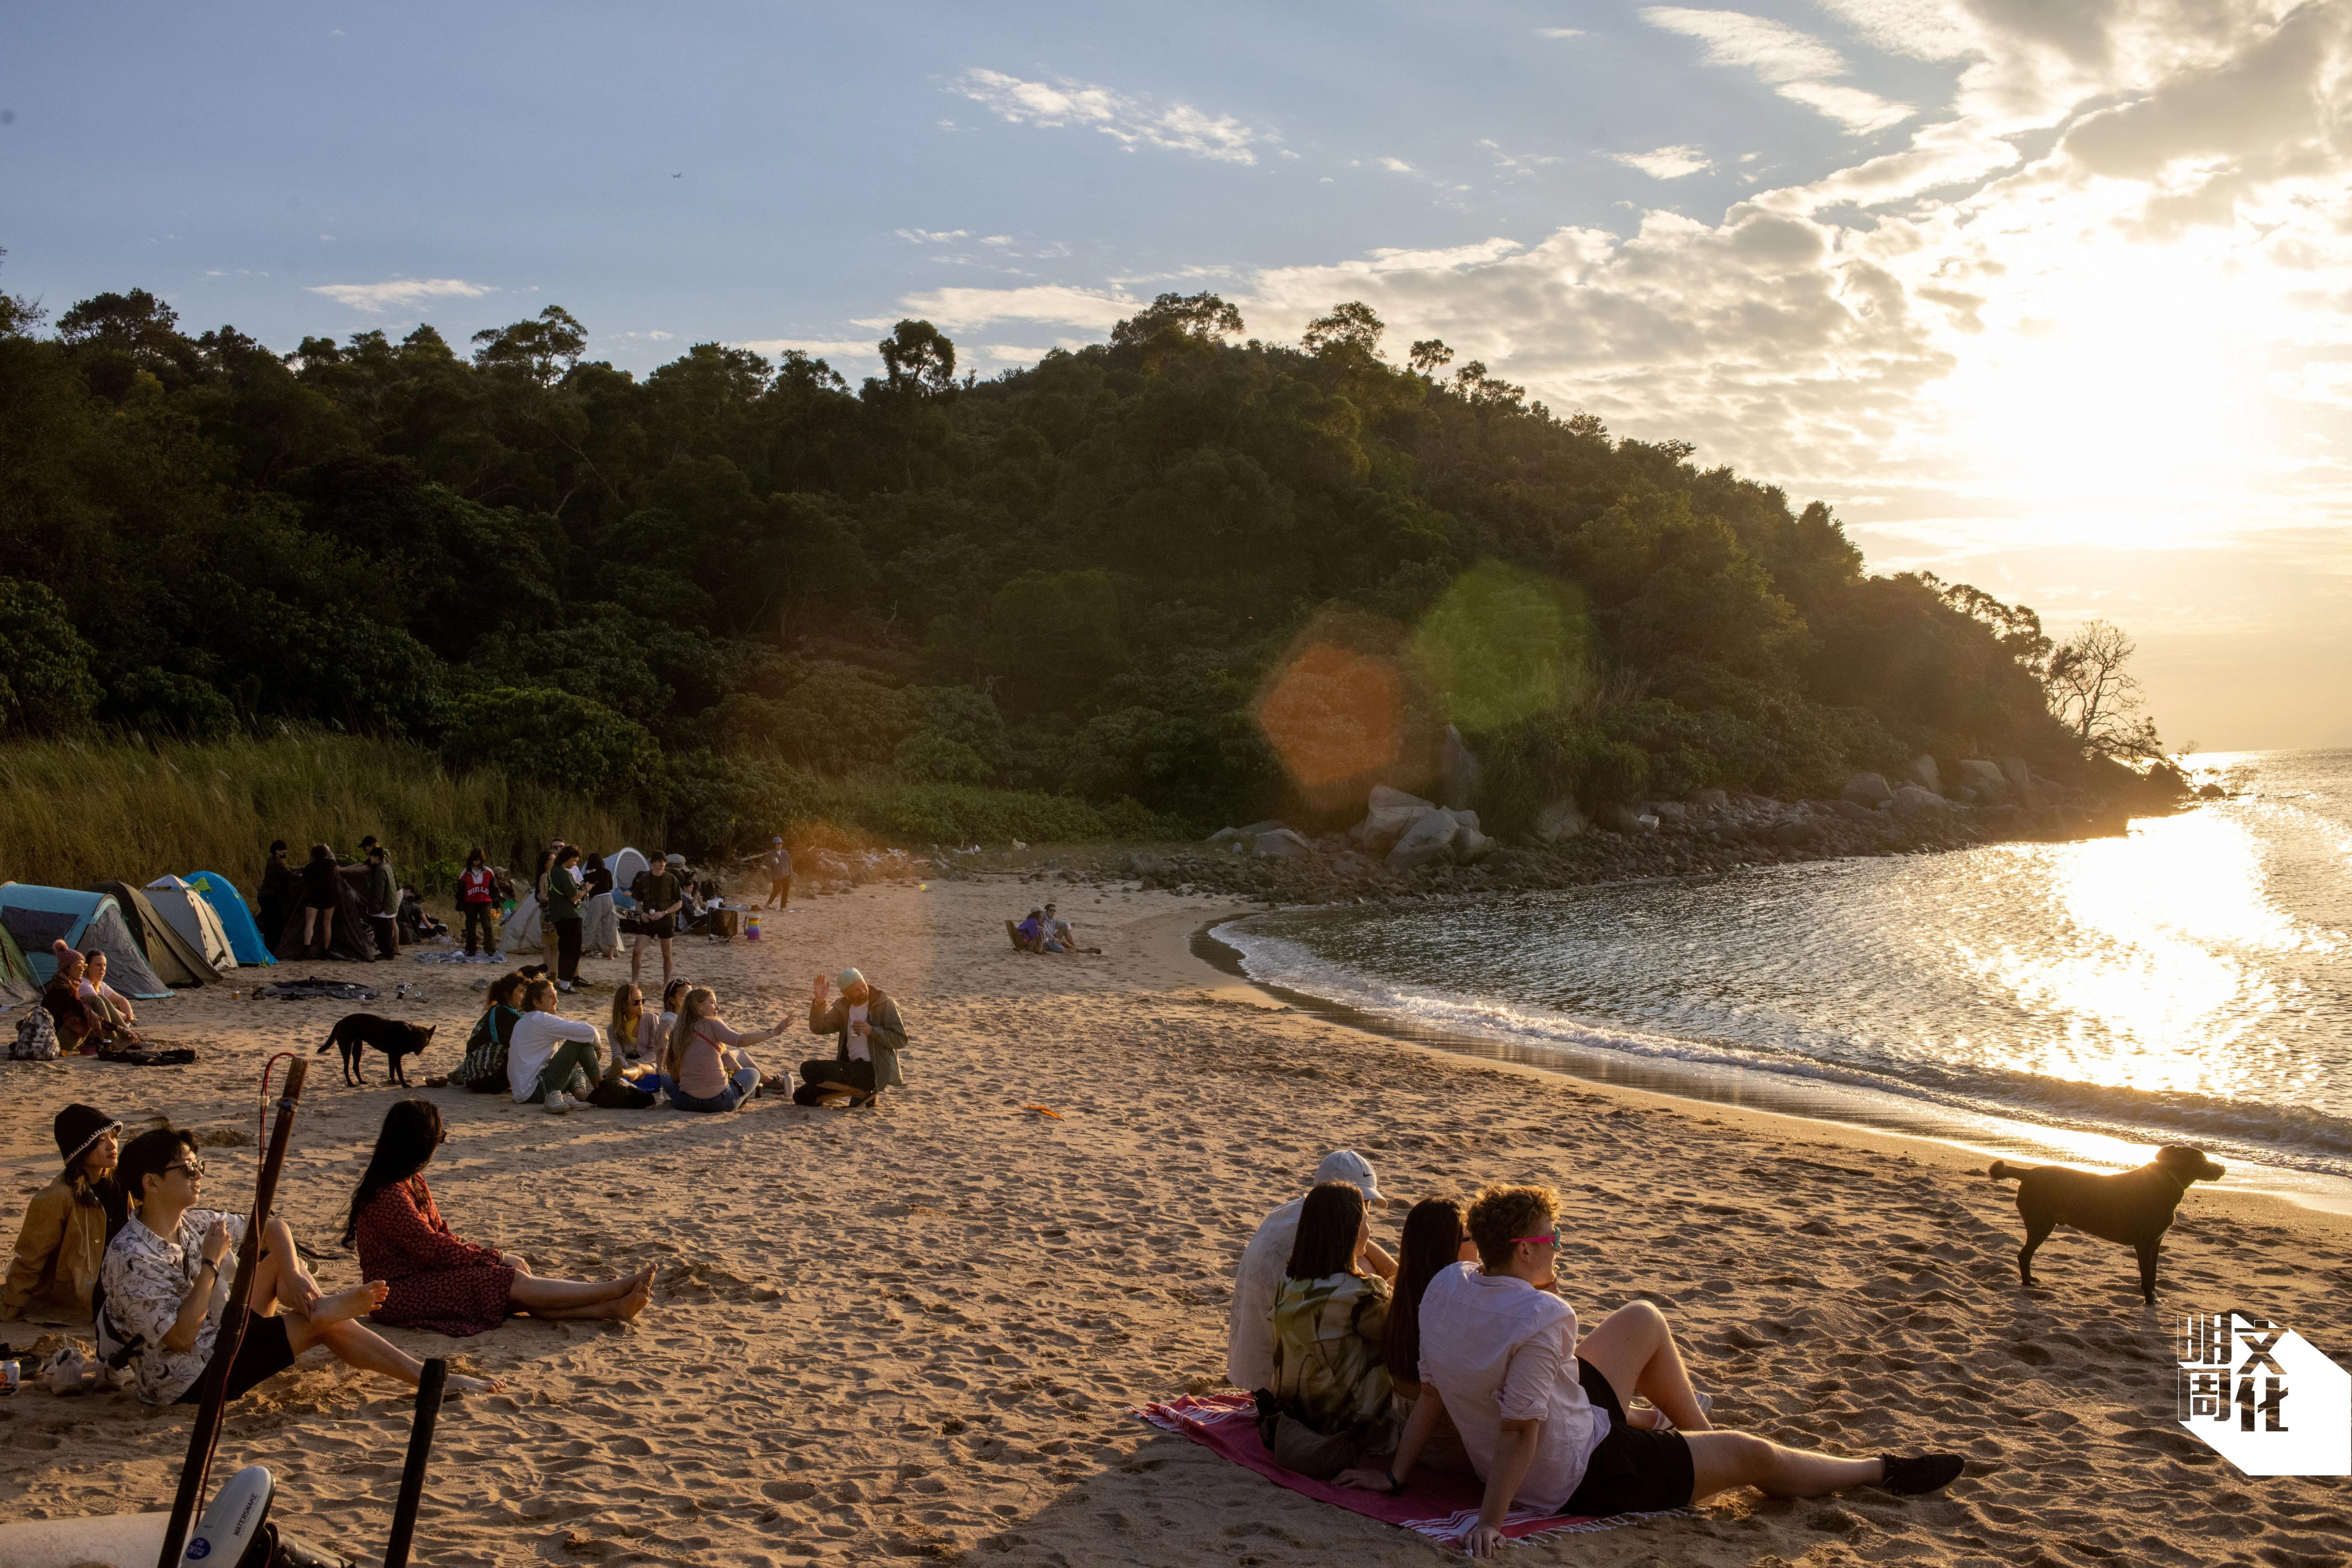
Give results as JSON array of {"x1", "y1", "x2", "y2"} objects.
[{"x1": 347, "y1": 1100, "x2": 653, "y2": 1334}]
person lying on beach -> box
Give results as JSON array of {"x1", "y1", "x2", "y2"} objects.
[
  {"x1": 664, "y1": 986, "x2": 786, "y2": 1112},
  {"x1": 1375, "y1": 1195, "x2": 1481, "y2": 1478},
  {"x1": 99, "y1": 1126, "x2": 499, "y2": 1406},
  {"x1": 347, "y1": 1099, "x2": 651, "y2": 1333},
  {"x1": 1229, "y1": 1150, "x2": 1395, "y2": 1395},
  {"x1": 1336, "y1": 1183, "x2": 1964, "y2": 1555},
  {"x1": 450, "y1": 971, "x2": 529, "y2": 1095},
  {"x1": 802, "y1": 968, "x2": 907, "y2": 1106},
  {"x1": 1261, "y1": 1181, "x2": 1403, "y2": 1473},
  {"x1": 2, "y1": 1104, "x2": 125, "y2": 1323},
  {"x1": 507, "y1": 978, "x2": 605, "y2": 1112}
]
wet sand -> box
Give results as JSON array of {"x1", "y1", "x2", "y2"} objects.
[{"x1": 2, "y1": 875, "x2": 2348, "y2": 1566}]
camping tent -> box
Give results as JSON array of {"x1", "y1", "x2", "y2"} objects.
[
  {"x1": 499, "y1": 891, "x2": 543, "y2": 953},
  {"x1": 90, "y1": 880, "x2": 219, "y2": 987},
  {"x1": 0, "y1": 885, "x2": 172, "y2": 998},
  {"x1": 183, "y1": 870, "x2": 276, "y2": 966},
  {"x1": 0, "y1": 923, "x2": 36, "y2": 999},
  {"x1": 272, "y1": 865, "x2": 383, "y2": 963},
  {"x1": 145, "y1": 875, "x2": 238, "y2": 976},
  {"x1": 607, "y1": 846, "x2": 650, "y2": 906}
]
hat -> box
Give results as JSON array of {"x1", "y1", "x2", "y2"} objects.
[
  {"x1": 55, "y1": 1103, "x2": 120, "y2": 1169},
  {"x1": 1314, "y1": 1149, "x2": 1384, "y2": 1205},
  {"x1": 772, "y1": 836, "x2": 783, "y2": 844},
  {"x1": 836, "y1": 967, "x2": 866, "y2": 989}
]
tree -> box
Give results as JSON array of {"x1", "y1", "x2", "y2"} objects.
[
  {"x1": 869, "y1": 318, "x2": 957, "y2": 488},
  {"x1": 1107, "y1": 292, "x2": 1244, "y2": 350},
  {"x1": 0, "y1": 577, "x2": 100, "y2": 734},
  {"x1": 1408, "y1": 338, "x2": 1454, "y2": 376},
  {"x1": 2045, "y1": 619, "x2": 2164, "y2": 762},
  {"x1": 1302, "y1": 301, "x2": 1384, "y2": 357},
  {"x1": 470, "y1": 305, "x2": 588, "y2": 385}
]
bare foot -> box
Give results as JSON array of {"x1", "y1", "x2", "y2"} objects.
[
  {"x1": 446, "y1": 1372, "x2": 501, "y2": 1393},
  {"x1": 614, "y1": 1281, "x2": 652, "y2": 1321},
  {"x1": 310, "y1": 1282, "x2": 389, "y2": 1325}
]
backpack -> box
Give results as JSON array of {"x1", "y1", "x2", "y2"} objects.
[
  {"x1": 90, "y1": 1275, "x2": 145, "y2": 1371},
  {"x1": 11, "y1": 1007, "x2": 59, "y2": 1061}
]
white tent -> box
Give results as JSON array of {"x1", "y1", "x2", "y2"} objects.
[
  {"x1": 499, "y1": 891, "x2": 543, "y2": 955},
  {"x1": 606, "y1": 846, "x2": 650, "y2": 906},
  {"x1": 144, "y1": 875, "x2": 237, "y2": 976}
]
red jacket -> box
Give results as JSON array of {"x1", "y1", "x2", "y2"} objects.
[{"x1": 459, "y1": 867, "x2": 497, "y2": 904}]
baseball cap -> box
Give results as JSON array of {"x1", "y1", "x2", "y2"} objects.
[
  {"x1": 1314, "y1": 1149, "x2": 1383, "y2": 1205},
  {"x1": 836, "y1": 967, "x2": 866, "y2": 988}
]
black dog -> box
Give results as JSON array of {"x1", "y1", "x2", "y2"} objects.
[
  {"x1": 1989, "y1": 1145, "x2": 2226, "y2": 1303},
  {"x1": 320, "y1": 1013, "x2": 438, "y2": 1087}
]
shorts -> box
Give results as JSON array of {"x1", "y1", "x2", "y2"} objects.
[
  {"x1": 797, "y1": 1057, "x2": 875, "y2": 1094},
  {"x1": 1560, "y1": 1357, "x2": 1695, "y2": 1516},
  {"x1": 176, "y1": 1312, "x2": 298, "y2": 1405},
  {"x1": 630, "y1": 914, "x2": 675, "y2": 940}
]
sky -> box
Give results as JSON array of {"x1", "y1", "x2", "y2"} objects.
[{"x1": 5, "y1": 0, "x2": 2348, "y2": 749}]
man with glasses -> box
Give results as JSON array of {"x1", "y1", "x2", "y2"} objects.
[
  {"x1": 1350, "y1": 1183, "x2": 1962, "y2": 1555},
  {"x1": 97, "y1": 1127, "x2": 497, "y2": 1405}
]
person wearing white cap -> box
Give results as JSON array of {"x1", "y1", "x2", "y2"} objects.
[
  {"x1": 1228, "y1": 1150, "x2": 1396, "y2": 1394},
  {"x1": 804, "y1": 968, "x2": 907, "y2": 1106}
]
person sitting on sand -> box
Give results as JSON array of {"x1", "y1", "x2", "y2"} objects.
[
  {"x1": 2, "y1": 1104, "x2": 126, "y2": 1323},
  {"x1": 1375, "y1": 1196, "x2": 1481, "y2": 1478},
  {"x1": 1263, "y1": 1181, "x2": 1403, "y2": 1471},
  {"x1": 803, "y1": 968, "x2": 907, "y2": 1106},
  {"x1": 1229, "y1": 1150, "x2": 1395, "y2": 1396},
  {"x1": 43, "y1": 944, "x2": 141, "y2": 1053},
  {"x1": 100, "y1": 1126, "x2": 498, "y2": 1405},
  {"x1": 1040, "y1": 902, "x2": 1100, "y2": 955},
  {"x1": 450, "y1": 972, "x2": 530, "y2": 1095},
  {"x1": 1006, "y1": 908, "x2": 1046, "y2": 953},
  {"x1": 664, "y1": 986, "x2": 785, "y2": 1112},
  {"x1": 1337, "y1": 1183, "x2": 1964, "y2": 1555},
  {"x1": 507, "y1": 978, "x2": 605, "y2": 1112},
  {"x1": 348, "y1": 1099, "x2": 652, "y2": 1334},
  {"x1": 79, "y1": 950, "x2": 140, "y2": 1027}
]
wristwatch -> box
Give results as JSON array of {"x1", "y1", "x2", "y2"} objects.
[{"x1": 1385, "y1": 1470, "x2": 1405, "y2": 1497}]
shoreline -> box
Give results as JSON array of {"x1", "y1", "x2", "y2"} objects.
[
  {"x1": 4, "y1": 876, "x2": 2348, "y2": 1567},
  {"x1": 1192, "y1": 912, "x2": 2352, "y2": 1220}
]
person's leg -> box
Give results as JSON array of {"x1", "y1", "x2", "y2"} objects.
[
  {"x1": 531, "y1": 1038, "x2": 600, "y2": 1100},
  {"x1": 778, "y1": 875, "x2": 790, "y2": 911},
  {"x1": 284, "y1": 1312, "x2": 499, "y2": 1391},
  {"x1": 1576, "y1": 1300, "x2": 1711, "y2": 1432},
  {"x1": 657, "y1": 935, "x2": 673, "y2": 988},
  {"x1": 1684, "y1": 1431, "x2": 1882, "y2": 1502},
  {"x1": 558, "y1": 920, "x2": 582, "y2": 983},
  {"x1": 508, "y1": 1266, "x2": 653, "y2": 1316}
]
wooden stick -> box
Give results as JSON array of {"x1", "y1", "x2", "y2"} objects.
[
  {"x1": 382, "y1": 1357, "x2": 447, "y2": 1568},
  {"x1": 156, "y1": 1056, "x2": 308, "y2": 1568}
]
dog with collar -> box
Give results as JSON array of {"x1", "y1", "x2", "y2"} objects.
[{"x1": 1989, "y1": 1145, "x2": 2225, "y2": 1303}]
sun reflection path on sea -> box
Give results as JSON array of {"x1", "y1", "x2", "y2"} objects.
[{"x1": 1958, "y1": 809, "x2": 2335, "y2": 1104}]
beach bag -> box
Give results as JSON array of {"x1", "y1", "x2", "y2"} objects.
[
  {"x1": 586, "y1": 1075, "x2": 658, "y2": 1109},
  {"x1": 11, "y1": 1008, "x2": 60, "y2": 1060}
]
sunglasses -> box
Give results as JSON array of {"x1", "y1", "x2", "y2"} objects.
[
  {"x1": 1511, "y1": 1231, "x2": 1560, "y2": 1248},
  {"x1": 165, "y1": 1159, "x2": 208, "y2": 1181}
]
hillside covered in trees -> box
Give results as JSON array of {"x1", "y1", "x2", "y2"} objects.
[{"x1": 0, "y1": 262, "x2": 2156, "y2": 854}]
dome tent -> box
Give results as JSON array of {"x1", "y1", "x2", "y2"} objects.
[
  {"x1": 90, "y1": 880, "x2": 221, "y2": 987},
  {"x1": 0, "y1": 884, "x2": 172, "y2": 998},
  {"x1": 183, "y1": 869, "x2": 276, "y2": 966},
  {"x1": 145, "y1": 874, "x2": 239, "y2": 976}
]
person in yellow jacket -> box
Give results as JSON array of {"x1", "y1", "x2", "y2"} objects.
[{"x1": 2, "y1": 1103, "x2": 124, "y2": 1321}]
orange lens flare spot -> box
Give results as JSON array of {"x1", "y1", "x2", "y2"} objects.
[{"x1": 1254, "y1": 642, "x2": 1405, "y2": 790}]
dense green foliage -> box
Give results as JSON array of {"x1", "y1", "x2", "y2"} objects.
[{"x1": 0, "y1": 263, "x2": 2091, "y2": 844}]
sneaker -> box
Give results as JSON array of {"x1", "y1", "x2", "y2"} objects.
[
  {"x1": 557, "y1": 980, "x2": 574, "y2": 993},
  {"x1": 1878, "y1": 1454, "x2": 1966, "y2": 1496},
  {"x1": 543, "y1": 1090, "x2": 572, "y2": 1114}
]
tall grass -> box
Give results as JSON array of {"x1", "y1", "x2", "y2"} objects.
[{"x1": 0, "y1": 734, "x2": 652, "y2": 898}]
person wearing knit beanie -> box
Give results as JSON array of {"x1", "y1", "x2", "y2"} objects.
[{"x1": 3, "y1": 1102, "x2": 122, "y2": 1321}]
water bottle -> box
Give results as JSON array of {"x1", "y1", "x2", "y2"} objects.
[{"x1": 746, "y1": 913, "x2": 762, "y2": 942}]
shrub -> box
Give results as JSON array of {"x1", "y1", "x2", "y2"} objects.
[{"x1": 437, "y1": 686, "x2": 661, "y2": 798}]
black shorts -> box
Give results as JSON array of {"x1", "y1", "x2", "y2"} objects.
[
  {"x1": 628, "y1": 914, "x2": 675, "y2": 940},
  {"x1": 1561, "y1": 1357, "x2": 1695, "y2": 1516},
  {"x1": 176, "y1": 1312, "x2": 298, "y2": 1405},
  {"x1": 797, "y1": 1057, "x2": 875, "y2": 1095}
]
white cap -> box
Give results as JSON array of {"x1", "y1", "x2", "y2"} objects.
[
  {"x1": 1315, "y1": 1149, "x2": 1383, "y2": 1205},
  {"x1": 837, "y1": 967, "x2": 866, "y2": 989}
]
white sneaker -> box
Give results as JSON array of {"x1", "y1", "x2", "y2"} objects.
[
  {"x1": 557, "y1": 980, "x2": 575, "y2": 993},
  {"x1": 543, "y1": 1090, "x2": 572, "y2": 1114}
]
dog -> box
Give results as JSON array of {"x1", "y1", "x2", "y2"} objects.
[
  {"x1": 320, "y1": 1013, "x2": 438, "y2": 1087},
  {"x1": 1989, "y1": 1145, "x2": 2226, "y2": 1303}
]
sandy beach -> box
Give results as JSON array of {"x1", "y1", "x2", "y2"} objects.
[{"x1": 2, "y1": 872, "x2": 2348, "y2": 1567}]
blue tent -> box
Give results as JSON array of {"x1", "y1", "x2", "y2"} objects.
[
  {"x1": 0, "y1": 884, "x2": 172, "y2": 998},
  {"x1": 182, "y1": 870, "x2": 276, "y2": 967}
]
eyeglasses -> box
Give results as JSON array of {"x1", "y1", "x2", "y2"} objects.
[
  {"x1": 165, "y1": 1160, "x2": 207, "y2": 1181},
  {"x1": 1510, "y1": 1231, "x2": 1560, "y2": 1248}
]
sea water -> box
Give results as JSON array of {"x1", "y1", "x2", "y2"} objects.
[{"x1": 1214, "y1": 749, "x2": 2352, "y2": 1211}]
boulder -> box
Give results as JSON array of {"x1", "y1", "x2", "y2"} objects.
[
  {"x1": 1207, "y1": 820, "x2": 1284, "y2": 845},
  {"x1": 1535, "y1": 797, "x2": 1588, "y2": 843},
  {"x1": 1903, "y1": 754, "x2": 1942, "y2": 793},
  {"x1": 1439, "y1": 726, "x2": 1482, "y2": 810},
  {"x1": 1353, "y1": 803, "x2": 1435, "y2": 854},
  {"x1": 1891, "y1": 784, "x2": 1954, "y2": 819},
  {"x1": 1686, "y1": 788, "x2": 1729, "y2": 810},
  {"x1": 1253, "y1": 828, "x2": 1314, "y2": 859},
  {"x1": 1841, "y1": 772, "x2": 1894, "y2": 807},
  {"x1": 1772, "y1": 817, "x2": 1824, "y2": 847},
  {"x1": 1600, "y1": 804, "x2": 1659, "y2": 835},
  {"x1": 1387, "y1": 808, "x2": 1462, "y2": 870},
  {"x1": 1648, "y1": 802, "x2": 1689, "y2": 825},
  {"x1": 1368, "y1": 784, "x2": 1435, "y2": 812},
  {"x1": 1834, "y1": 799, "x2": 1880, "y2": 824},
  {"x1": 1996, "y1": 755, "x2": 2040, "y2": 804},
  {"x1": 1121, "y1": 851, "x2": 1169, "y2": 880},
  {"x1": 1454, "y1": 826, "x2": 1499, "y2": 863},
  {"x1": 1957, "y1": 759, "x2": 2008, "y2": 803}
]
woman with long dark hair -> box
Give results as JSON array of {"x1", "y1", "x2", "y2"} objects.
[
  {"x1": 1359, "y1": 1196, "x2": 1482, "y2": 1479},
  {"x1": 1264, "y1": 1181, "x2": 1402, "y2": 1470},
  {"x1": 347, "y1": 1100, "x2": 653, "y2": 1334},
  {"x1": 2, "y1": 1103, "x2": 127, "y2": 1321},
  {"x1": 300, "y1": 842, "x2": 340, "y2": 958}
]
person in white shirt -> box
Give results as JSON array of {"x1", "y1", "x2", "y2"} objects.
[
  {"x1": 1341, "y1": 1183, "x2": 1964, "y2": 1555},
  {"x1": 507, "y1": 979, "x2": 606, "y2": 1112},
  {"x1": 98, "y1": 1126, "x2": 497, "y2": 1406},
  {"x1": 1227, "y1": 1150, "x2": 1396, "y2": 1394}
]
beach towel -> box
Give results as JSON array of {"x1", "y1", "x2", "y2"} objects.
[
  {"x1": 254, "y1": 978, "x2": 381, "y2": 1002},
  {"x1": 1133, "y1": 1393, "x2": 1681, "y2": 1549},
  {"x1": 412, "y1": 949, "x2": 506, "y2": 965}
]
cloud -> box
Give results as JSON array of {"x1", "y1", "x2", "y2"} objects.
[
  {"x1": 1613, "y1": 145, "x2": 1715, "y2": 178},
  {"x1": 878, "y1": 284, "x2": 1140, "y2": 332},
  {"x1": 733, "y1": 338, "x2": 875, "y2": 360},
  {"x1": 951, "y1": 67, "x2": 1266, "y2": 164},
  {"x1": 896, "y1": 227, "x2": 969, "y2": 244},
  {"x1": 1641, "y1": 7, "x2": 1914, "y2": 132},
  {"x1": 1537, "y1": 28, "x2": 1584, "y2": 39},
  {"x1": 1378, "y1": 157, "x2": 1415, "y2": 173},
  {"x1": 306, "y1": 277, "x2": 494, "y2": 313}
]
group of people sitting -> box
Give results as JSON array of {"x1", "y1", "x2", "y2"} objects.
[
  {"x1": 35, "y1": 942, "x2": 193, "y2": 1066},
  {"x1": 448, "y1": 966, "x2": 909, "y2": 1112},
  {"x1": 1005, "y1": 901, "x2": 1096, "y2": 955},
  {"x1": 2, "y1": 1100, "x2": 650, "y2": 1408},
  {"x1": 1232, "y1": 1152, "x2": 1965, "y2": 1555}
]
